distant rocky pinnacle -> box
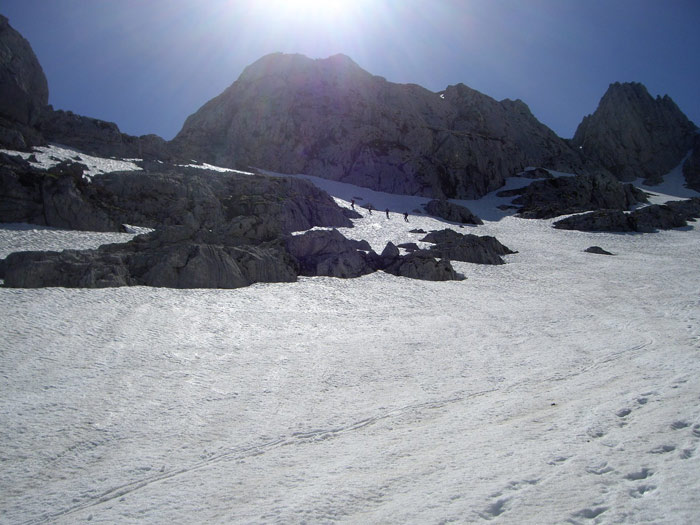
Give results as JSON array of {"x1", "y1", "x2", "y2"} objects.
[
  {"x1": 572, "y1": 82, "x2": 697, "y2": 184},
  {"x1": 171, "y1": 52, "x2": 591, "y2": 199}
]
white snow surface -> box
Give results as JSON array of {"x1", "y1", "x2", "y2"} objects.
[
  {"x1": 0, "y1": 144, "x2": 142, "y2": 180},
  {"x1": 2, "y1": 168, "x2": 700, "y2": 524}
]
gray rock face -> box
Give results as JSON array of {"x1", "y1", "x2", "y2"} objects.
[
  {"x1": 3, "y1": 221, "x2": 298, "y2": 289},
  {"x1": 499, "y1": 173, "x2": 648, "y2": 219},
  {"x1": 383, "y1": 250, "x2": 465, "y2": 281},
  {"x1": 0, "y1": 156, "x2": 353, "y2": 233},
  {"x1": 683, "y1": 135, "x2": 700, "y2": 192},
  {"x1": 0, "y1": 16, "x2": 48, "y2": 127},
  {"x1": 37, "y1": 107, "x2": 171, "y2": 160},
  {"x1": 424, "y1": 199, "x2": 483, "y2": 225},
  {"x1": 171, "y1": 53, "x2": 590, "y2": 199},
  {"x1": 572, "y1": 82, "x2": 697, "y2": 184},
  {"x1": 285, "y1": 229, "x2": 379, "y2": 278},
  {"x1": 420, "y1": 229, "x2": 515, "y2": 265},
  {"x1": 553, "y1": 198, "x2": 700, "y2": 232}
]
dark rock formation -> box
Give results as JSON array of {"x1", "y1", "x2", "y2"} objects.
[
  {"x1": 285, "y1": 229, "x2": 378, "y2": 278},
  {"x1": 0, "y1": 15, "x2": 49, "y2": 148},
  {"x1": 585, "y1": 246, "x2": 615, "y2": 256},
  {"x1": 37, "y1": 107, "x2": 171, "y2": 160},
  {"x1": 420, "y1": 229, "x2": 515, "y2": 265},
  {"x1": 3, "y1": 219, "x2": 297, "y2": 288},
  {"x1": 572, "y1": 82, "x2": 697, "y2": 184},
  {"x1": 553, "y1": 198, "x2": 700, "y2": 232},
  {"x1": 683, "y1": 134, "x2": 700, "y2": 192},
  {"x1": 383, "y1": 250, "x2": 465, "y2": 281},
  {"x1": 0, "y1": 155, "x2": 353, "y2": 233},
  {"x1": 498, "y1": 173, "x2": 648, "y2": 219},
  {"x1": 171, "y1": 52, "x2": 591, "y2": 199},
  {"x1": 424, "y1": 199, "x2": 483, "y2": 225}
]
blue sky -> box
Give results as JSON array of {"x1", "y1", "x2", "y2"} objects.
[{"x1": 3, "y1": 0, "x2": 698, "y2": 140}]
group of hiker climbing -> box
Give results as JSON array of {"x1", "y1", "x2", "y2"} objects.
[{"x1": 351, "y1": 199, "x2": 409, "y2": 222}]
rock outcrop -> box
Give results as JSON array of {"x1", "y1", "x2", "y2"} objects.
[
  {"x1": 0, "y1": 155, "x2": 353, "y2": 233},
  {"x1": 420, "y1": 229, "x2": 515, "y2": 265},
  {"x1": 682, "y1": 135, "x2": 700, "y2": 192},
  {"x1": 424, "y1": 199, "x2": 483, "y2": 225},
  {"x1": 553, "y1": 198, "x2": 700, "y2": 233},
  {"x1": 36, "y1": 107, "x2": 171, "y2": 160},
  {"x1": 498, "y1": 173, "x2": 648, "y2": 219},
  {"x1": 0, "y1": 15, "x2": 49, "y2": 148},
  {"x1": 572, "y1": 82, "x2": 697, "y2": 184},
  {"x1": 171, "y1": 53, "x2": 591, "y2": 199}
]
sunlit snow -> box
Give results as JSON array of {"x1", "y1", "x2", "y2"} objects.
[
  {"x1": 0, "y1": 144, "x2": 142, "y2": 180},
  {"x1": 1, "y1": 160, "x2": 700, "y2": 523}
]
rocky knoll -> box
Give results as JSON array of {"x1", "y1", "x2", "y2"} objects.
[
  {"x1": 0, "y1": 154, "x2": 353, "y2": 233},
  {"x1": 553, "y1": 198, "x2": 700, "y2": 233},
  {"x1": 419, "y1": 229, "x2": 515, "y2": 265},
  {"x1": 572, "y1": 82, "x2": 697, "y2": 184},
  {"x1": 171, "y1": 52, "x2": 590, "y2": 199},
  {"x1": 0, "y1": 15, "x2": 48, "y2": 149},
  {"x1": 498, "y1": 172, "x2": 648, "y2": 219},
  {"x1": 424, "y1": 199, "x2": 483, "y2": 225}
]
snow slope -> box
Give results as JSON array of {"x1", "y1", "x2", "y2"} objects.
[{"x1": 1, "y1": 164, "x2": 700, "y2": 524}]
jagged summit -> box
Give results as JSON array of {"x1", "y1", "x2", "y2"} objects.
[
  {"x1": 572, "y1": 81, "x2": 697, "y2": 183},
  {"x1": 172, "y1": 52, "x2": 589, "y2": 199}
]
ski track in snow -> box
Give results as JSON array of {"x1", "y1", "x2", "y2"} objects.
[{"x1": 2, "y1": 160, "x2": 700, "y2": 523}]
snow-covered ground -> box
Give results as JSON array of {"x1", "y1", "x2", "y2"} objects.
[{"x1": 1, "y1": 158, "x2": 700, "y2": 523}]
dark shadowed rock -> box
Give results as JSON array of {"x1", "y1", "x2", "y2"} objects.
[
  {"x1": 37, "y1": 107, "x2": 172, "y2": 160},
  {"x1": 585, "y1": 246, "x2": 615, "y2": 255},
  {"x1": 424, "y1": 199, "x2": 483, "y2": 224},
  {"x1": 420, "y1": 229, "x2": 514, "y2": 265},
  {"x1": 0, "y1": 157, "x2": 353, "y2": 233},
  {"x1": 383, "y1": 250, "x2": 465, "y2": 281},
  {"x1": 683, "y1": 135, "x2": 700, "y2": 192},
  {"x1": 572, "y1": 82, "x2": 697, "y2": 184},
  {"x1": 499, "y1": 173, "x2": 648, "y2": 219},
  {"x1": 0, "y1": 16, "x2": 48, "y2": 127},
  {"x1": 554, "y1": 199, "x2": 700, "y2": 232},
  {"x1": 3, "y1": 220, "x2": 297, "y2": 289},
  {"x1": 171, "y1": 53, "x2": 591, "y2": 199},
  {"x1": 285, "y1": 229, "x2": 379, "y2": 278}
]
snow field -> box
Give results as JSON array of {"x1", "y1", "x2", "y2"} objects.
[{"x1": 1, "y1": 162, "x2": 700, "y2": 523}]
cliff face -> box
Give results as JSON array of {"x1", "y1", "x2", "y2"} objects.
[
  {"x1": 0, "y1": 15, "x2": 49, "y2": 148},
  {"x1": 572, "y1": 82, "x2": 697, "y2": 184},
  {"x1": 171, "y1": 53, "x2": 588, "y2": 199}
]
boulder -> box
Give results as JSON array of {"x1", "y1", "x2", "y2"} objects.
[
  {"x1": 285, "y1": 229, "x2": 379, "y2": 278},
  {"x1": 383, "y1": 251, "x2": 465, "y2": 281},
  {"x1": 585, "y1": 246, "x2": 615, "y2": 256},
  {"x1": 424, "y1": 199, "x2": 483, "y2": 225},
  {"x1": 500, "y1": 172, "x2": 648, "y2": 219},
  {"x1": 420, "y1": 229, "x2": 514, "y2": 265}
]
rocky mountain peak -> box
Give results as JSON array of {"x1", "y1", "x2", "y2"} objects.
[
  {"x1": 0, "y1": 15, "x2": 49, "y2": 148},
  {"x1": 572, "y1": 81, "x2": 697, "y2": 183}
]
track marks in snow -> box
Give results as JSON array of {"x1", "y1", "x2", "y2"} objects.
[{"x1": 479, "y1": 479, "x2": 539, "y2": 520}]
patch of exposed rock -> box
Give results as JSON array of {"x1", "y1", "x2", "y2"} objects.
[
  {"x1": 171, "y1": 53, "x2": 591, "y2": 199},
  {"x1": 682, "y1": 134, "x2": 700, "y2": 192},
  {"x1": 420, "y1": 229, "x2": 515, "y2": 265},
  {"x1": 572, "y1": 82, "x2": 697, "y2": 184},
  {"x1": 498, "y1": 173, "x2": 648, "y2": 219},
  {"x1": 0, "y1": 154, "x2": 353, "y2": 233},
  {"x1": 424, "y1": 199, "x2": 482, "y2": 225},
  {"x1": 553, "y1": 198, "x2": 700, "y2": 233},
  {"x1": 585, "y1": 246, "x2": 615, "y2": 256}
]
